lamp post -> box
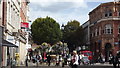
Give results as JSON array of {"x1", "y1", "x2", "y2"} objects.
[
  {"x1": 61, "y1": 24, "x2": 65, "y2": 55},
  {"x1": 61, "y1": 24, "x2": 65, "y2": 67}
]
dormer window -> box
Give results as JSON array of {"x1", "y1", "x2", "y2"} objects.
[
  {"x1": 109, "y1": 12, "x2": 112, "y2": 16},
  {"x1": 105, "y1": 10, "x2": 113, "y2": 17},
  {"x1": 105, "y1": 13, "x2": 108, "y2": 17}
]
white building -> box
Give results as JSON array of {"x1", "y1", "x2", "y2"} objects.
[
  {"x1": 0, "y1": 0, "x2": 30, "y2": 66},
  {"x1": 2, "y1": 0, "x2": 21, "y2": 66}
]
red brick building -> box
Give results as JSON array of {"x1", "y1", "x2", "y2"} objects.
[{"x1": 89, "y1": 2, "x2": 120, "y2": 62}]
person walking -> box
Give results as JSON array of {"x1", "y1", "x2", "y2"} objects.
[
  {"x1": 111, "y1": 55, "x2": 118, "y2": 68},
  {"x1": 47, "y1": 54, "x2": 51, "y2": 66},
  {"x1": 71, "y1": 50, "x2": 79, "y2": 68},
  {"x1": 56, "y1": 55, "x2": 60, "y2": 66},
  {"x1": 25, "y1": 54, "x2": 29, "y2": 66},
  {"x1": 116, "y1": 51, "x2": 120, "y2": 68},
  {"x1": 36, "y1": 53, "x2": 40, "y2": 66}
]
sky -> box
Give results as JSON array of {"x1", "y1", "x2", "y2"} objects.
[{"x1": 29, "y1": 0, "x2": 114, "y2": 26}]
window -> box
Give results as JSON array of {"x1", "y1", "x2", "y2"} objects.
[
  {"x1": 104, "y1": 24, "x2": 113, "y2": 34},
  {"x1": 105, "y1": 13, "x2": 108, "y2": 17},
  {"x1": 109, "y1": 12, "x2": 112, "y2": 16},
  {"x1": 92, "y1": 33, "x2": 94, "y2": 37},
  {"x1": 95, "y1": 29, "x2": 98, "y2": 36},
  {"x1": 99, "y1": 27, "x2": 101, "y2": 35},
  {"x1": 105, "y1": 10, "x2": 113, "y2": 17}
]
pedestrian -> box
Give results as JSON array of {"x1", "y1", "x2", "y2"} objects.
[
  {"x1": 25, "y1": 54, "x2": 28, "y2": 66},
  {"x1": 47, "y1": 54, "x2": 51, "y2": 66},
  {"x1": 78, "y1": 53, "x2": 82, "y2": 65},
  {"x1": 116, "y1": 51, "x2": 120, "y2": 68},
  {"x1": 109, "y1": 54, "x2": 113, "y2": 64},
  {"x1": 71, "y1": 50, "x2": 79, "y2": 68},
  {"x1": 56, "y1": 54, "x2": 60, "y2": 66},
  {"x1": 111, "y1": 55, "x2": 118, "y2": 68},
  {"x1": 36, "y1": 53, "x2": 40, "y2": 66}
]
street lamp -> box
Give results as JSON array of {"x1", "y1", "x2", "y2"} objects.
[
  {"x1": 61, "y1": 24, "x2": 65, "y2": 67},
  {"x1": 61, "y1": 24, "x2": 65, "y2": 55}
]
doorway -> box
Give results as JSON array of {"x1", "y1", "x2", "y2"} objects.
[{"x1": 105, "y1": 43, "x2": 112, "y2": 62}]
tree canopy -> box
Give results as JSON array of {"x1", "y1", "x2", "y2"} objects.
[
  {"x1": 31, "y1": 16, "x2": 62, "y2": 45},
  {"x1": 62, "y1": 20, "x2": 84, "y2": 52}
]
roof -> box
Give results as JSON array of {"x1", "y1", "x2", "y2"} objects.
[
  {"x1": 89, "y1": 2, "x2": 115, "y2": 15},
  {"x1": 2, "y1": 39, "x2": 18, "y2": 47}
]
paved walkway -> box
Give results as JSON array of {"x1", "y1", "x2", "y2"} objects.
[
  {"x1": 2, "y1": 61, "x2": 114, "y2": 68},
  {"x1": 93, "y1": 63, "x2": 113, "y2": 66},
  {"x1": 22, "y1": 61, "x2": 114, "y2": 67}
]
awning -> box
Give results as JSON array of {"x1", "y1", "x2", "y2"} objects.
[{"x1": 2, "y1": 39, "x2": 18, "y2": 47}]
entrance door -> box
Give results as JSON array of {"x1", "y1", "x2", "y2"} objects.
[{"x1": 105, "y1": 43, "x2": 112, "y2": 62}]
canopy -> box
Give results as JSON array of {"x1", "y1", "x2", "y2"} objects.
[{"x1": 2, "y1": 39, "x2": 18, "y2": 47}]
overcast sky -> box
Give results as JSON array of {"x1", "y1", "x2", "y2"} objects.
[{"x1": 29, "y1": 0, "x2": 113, "y2": 26}]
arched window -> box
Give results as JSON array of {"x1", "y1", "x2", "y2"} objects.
[
  {"x1": 105, "y1": 12, "x2": 108, "y2": 17},
  {"x1": 109, "y1": 11, "x2": 112, "y2": 16},
  {"x1": 104, "y1": 24, "x2": 113, "y2": 34},
  {"x1": 104, "y1": 10, "x2": 113, "y2": 17}
]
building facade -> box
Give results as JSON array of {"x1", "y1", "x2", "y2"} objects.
[
  {"x1": 1, "y1": 0, "x2": 21, "y2": 66},
  {"x1": 89, "y1": 2, "x2": 120, "y2": 62},
  {"x1": 0, "y1": 0, "x2": 30, "y2": 66},
  {"x1": 0, "y1": 0, "x2": 2, "y2": 67},
  {"x1": 82, "y1": 21, "x2": 90, "y2": 50},
  {"x1": 19, "y1": 0, "x2": 30, "y2": 65}
]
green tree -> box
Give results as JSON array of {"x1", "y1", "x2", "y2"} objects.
[
  {"x1": 62, "y1": 20, "x2": 84, "y2": 52},
  {"x1": 31, "y1": 16, "x2": 62, "y2": 45}
]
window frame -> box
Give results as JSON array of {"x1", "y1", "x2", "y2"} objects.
[{"x1": 104, "y1": 24, "x2": 113, "y2": 34}]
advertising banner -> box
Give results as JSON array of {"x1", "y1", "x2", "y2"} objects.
[{"x1": 21, "y1": 22, "x2": 29, "y2": 28}]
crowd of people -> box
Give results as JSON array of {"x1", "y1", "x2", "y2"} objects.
[
  {"x1": 97, "y1": 51, "x2": 120, "y2": 68},
  {"x1": 25, "y1": 50, "x2": 91, "y2": 68},
  {"x1": 24, "y1": 50, "x2": 120, "y2": 68}
]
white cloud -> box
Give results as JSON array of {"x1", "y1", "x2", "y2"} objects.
[
  {"x1": 29, "y1": 0, "x2": 113, "y2": 2},
  {"x1": 29, "y1": 0, "x2": 88, "y2": 25},
  {"x1": 29, "y1": 5, "x2": 89, "y2": 26},
  {"x1": 29, "y1": 0, "x2": 114, "y2": 26}
]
